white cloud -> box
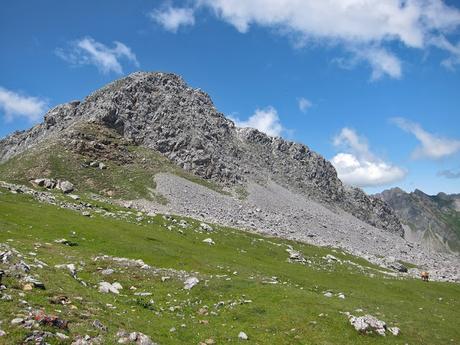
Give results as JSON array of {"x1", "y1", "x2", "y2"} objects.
[
  {"x1": 0, "y1": 87, "x2": 47, "y2": 122},
  {"x1": 56, "y1": 37, "x2": 139, "y2": 74},
  {"x1": 358, "y1": 47, "x2": 403, "y2": 80},
  {"x1": 191, "y1": 0, "x2": 460, "y2": 79},
  {"x1": 392, "y1": 117, "x2": 460, "y2": 159},
  {"x1": 150, "y1": 6, "x2": 195, "y2": 33},
  {"x1": 331, "y1": 127, "x2": 406, "y2": 187},
  {"x1": 231, "y1": 106, "x2": 284, "y2": 137},
  {"x1": 298, "y1": 97, "x2": 312, "y2": 112},
  {"x1": 429, "y1": 35, "x2": 460, "y2": 69}
]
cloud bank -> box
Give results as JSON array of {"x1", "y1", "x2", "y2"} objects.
[
  {"x1": 331, "y1": 128, "x2": 406, "y2": 187},
  {"x1": 56, "y1": 37, "x2": 139, "y2": 74},
  {"x1": 153, "y1": 0, "x2": 460, "y2": 79},
  {"x1": 0, "y1": 87, "x2": 47, "y2": 122}
]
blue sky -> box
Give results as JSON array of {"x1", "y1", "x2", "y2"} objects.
[{"x1": 1, "y1": 0, "x2": 460, "y2": 194}]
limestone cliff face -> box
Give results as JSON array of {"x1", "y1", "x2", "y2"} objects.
[{"x1": 0, "y1": 71, "x2": 403, "y2": 235}]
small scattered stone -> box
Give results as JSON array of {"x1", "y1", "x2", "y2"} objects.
[
  {"x1": 134, "y1": 292, "x2": 152, "y2": 296},
  {"x1": 202, "y1": 238, "x2": 215, "y2": 245},
  {"x1": 56, "y1": 332, "x2": 69, "y2": 340},
  {"x1": 101, "y1": 268, "x2": 115, "y2": 275},
  {"x1": 99, "y1": 281, "x2": 121, "y2": 294},
  {"x1": 286, "y1": 247, "x2": 306, "y2": 263},
  {"x1": 389, "y1": 327, "x2": 400, "y2": 336},
  {"x1": 54, "y1": 238, "x2": 78, "y2": 247},
  {"x1": 23, "y1": 283, "x2": 34, "y2": 291},
  {"x1": 58, "y1": 180, "x2": 74, "y2": 194},
  {"x1": 184, "y1": 277, "x2": 199, "y2": 290},
  {"x1": 92, "y1": 319, "x2": 108, "y2": 332},
  {"x1": 11, "y1": 317, "x2": 24, "y2": 325},
  {"x1": 348, "y1": 314, "x2": 392, "y2": 336},
  {"x1": 200, "y1": 223, "x2": 214, "y2": 232},
  {"x1": 238, "y1": 331, "x2": 248, "y2": 340}
]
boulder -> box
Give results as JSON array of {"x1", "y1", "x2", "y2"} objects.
[
  {"x1": 58, "y1": 180, "x2": 74, "y2": 194},
  {"x1": 238, "y1": 331, "x2": 248, "y2": 340},
  {"x1": 388, "y1": 262, "x2": 408, "y2": 273},
  {"x1": 184, "y1": 277, "x2": 199, "y2": 290},
  {"x1": 286, "y1": 247, "x2": 306, "y2": 263},
  {"x1": 98, "y1": 281, "x2": 121, "y2": 294},
  {"x1": 202, "y1": 238, "x2": 215, "y2": 245},
  {"x1": 200, "y1": 223, "x2": 214, "y2": 232},
  {"x1": 347, "y1": 314, "x2": 396, "y2": 336}
]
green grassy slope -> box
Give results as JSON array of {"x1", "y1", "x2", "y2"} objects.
[
  {"x1": 0, "y1": 191, "x2": 459, "y2": 344},
  {"x1": 0, "y1": 124, "x2": 228, "y2": 201}
]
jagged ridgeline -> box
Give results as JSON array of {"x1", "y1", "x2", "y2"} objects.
[
  {"x1": 377, "y1": 188, "x2": 460, "y2": 254},
  {"x1": 0, "y1": 71, "x2": 402, "y2": 235}
]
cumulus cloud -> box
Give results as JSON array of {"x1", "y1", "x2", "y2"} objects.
[
  {"x1": 230, "y1": 106, "x2": 284, "y2": 137},
  {"x1": 331, "y1": 128, "x2": 406, "y2": 187},
  {"x1": 0, "y1": 87, "x2": 47, "y2": 122},
  {"x1": 163, "y1": 0, "x2": 460, "y2": 79},
  {"x1": 437, "y1": 169, "x2": 460, "y2": 179},
  {"x1": 392, "y1": 117, "x2": 460, "y2": 159},
  {"x1": 149, "y1": 6, "x2": 195, "y2": 32},
  {"x1": 56, "y1": 37, "x2": 139, "y2": 74},
  {"x1": 298, "y1": 97, "x2": 312, "y2": 112}
]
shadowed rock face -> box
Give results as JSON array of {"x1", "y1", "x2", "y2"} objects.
[
  {"x1": 376, "y1": 188, "x2": 460, "y2": 253},
  {"x1": 0, "y1": 71, "x2": 403, "y2": 235}
]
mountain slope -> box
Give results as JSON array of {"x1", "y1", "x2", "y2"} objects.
[
  {"x1": 1, "y1": 185, "x2": 459, "y2": 344},
  {"x1": 377, "y1": 188, "x2": 460, "y2": 254},
  {"x1": 0, "y1": 71, "x2": 401, "y2": 236}
]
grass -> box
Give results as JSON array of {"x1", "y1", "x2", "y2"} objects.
[
  {"x1": 0, "y1": 123, "x2": 229, "y2": 201},
  {"x1": 0, "y1": 190, "x2": 459, "y2": 344},
  {"x1": 397, "y1": 260, "x2": 418, "y2": 269}
]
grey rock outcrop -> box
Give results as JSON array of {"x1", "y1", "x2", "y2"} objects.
[
  {"x1": 347, "y1": 314, "x2": 398, "y2": 336},
  {"x1": 0, "y1": 71, "x2": 402, "y2": 235}
]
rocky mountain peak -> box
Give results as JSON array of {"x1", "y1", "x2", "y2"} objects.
[{"x1": 0, "y1": 71, "x2": 403, "y2": 236}]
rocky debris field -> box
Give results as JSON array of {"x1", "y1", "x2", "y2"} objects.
[
  {"x1": 1, "y1": 177, "x2": 459, "y2": 284},
  {"x1": 31, "y1": 178, "x2": 75, "y2": 194},
  {"x1": 133, "y1": 173, "x2": 460, "y2": 283}
]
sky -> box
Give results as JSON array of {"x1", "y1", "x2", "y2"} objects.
[{"x1": 1, "y1": 0, "x2": 460, "y2": 195}]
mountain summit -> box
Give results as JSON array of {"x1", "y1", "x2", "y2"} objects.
[{"x1": 0, "y1": 71, "x2": 402, "y2": 235}]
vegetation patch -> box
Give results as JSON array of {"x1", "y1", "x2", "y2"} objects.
[{"x1": 0, "y1": 190, "x2": 459, "y2": 344}]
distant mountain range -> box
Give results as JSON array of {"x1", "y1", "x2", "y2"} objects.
[{"x1": 376, "y1": 188, "x2": 460, "y2": 254}]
